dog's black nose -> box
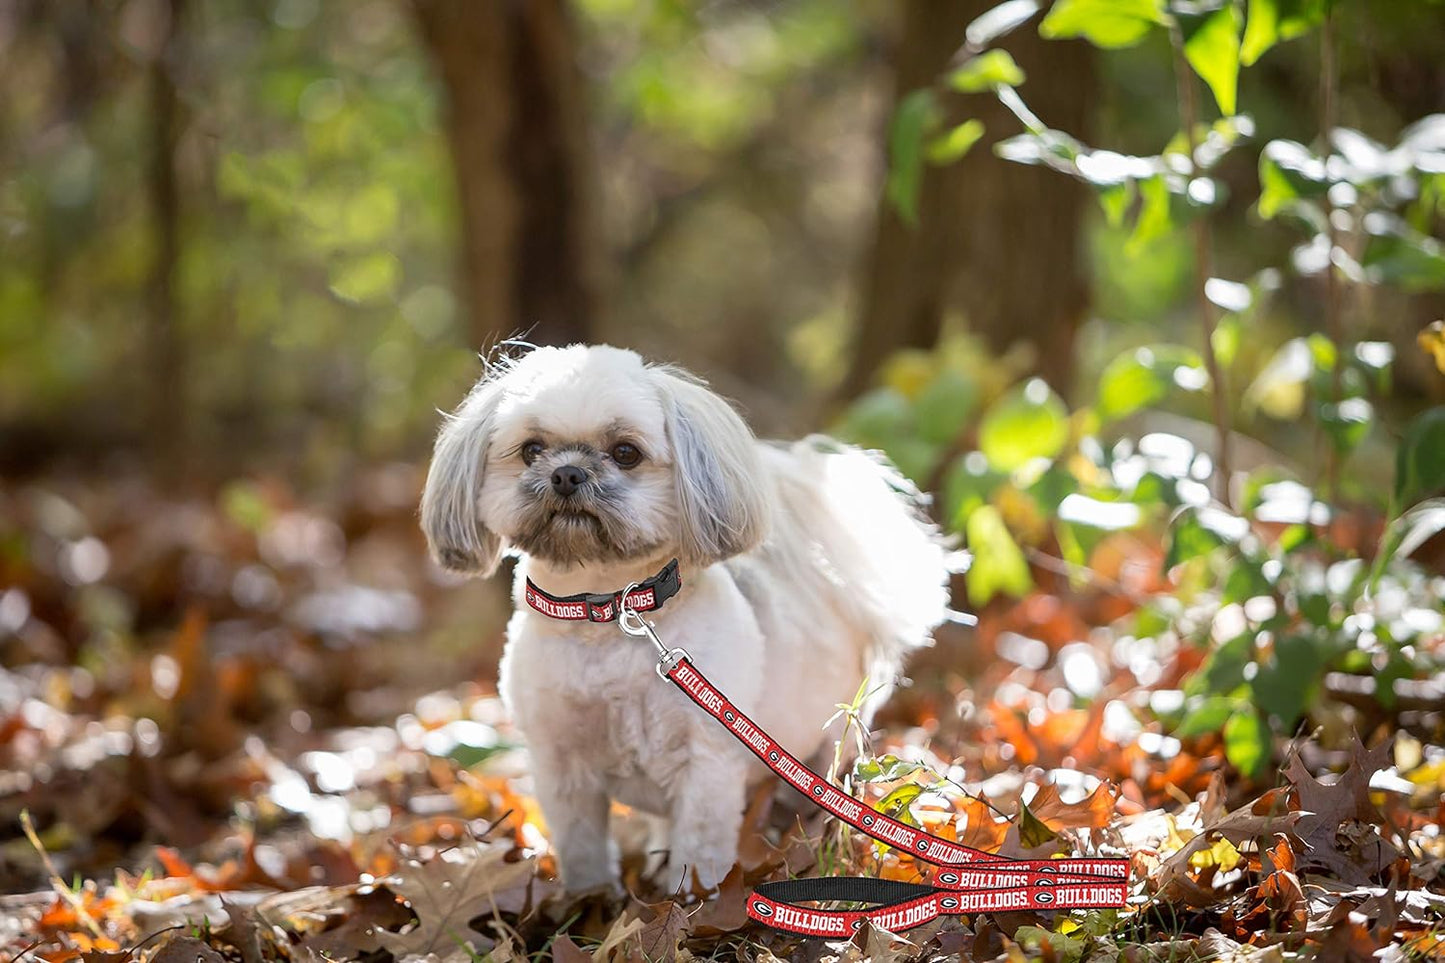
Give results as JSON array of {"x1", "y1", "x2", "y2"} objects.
[{"x1": 550, "y1": 465, "x2": 587, "y2": 496}]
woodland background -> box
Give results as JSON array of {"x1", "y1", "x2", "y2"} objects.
[{"x1": 3, "y1": 1, "x2": 1445, "y2": 961}]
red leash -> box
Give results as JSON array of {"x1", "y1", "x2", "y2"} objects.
[
  {"x1": 659, "y1": 654, "x2": 1130, "y2": 936},
  {"x1": 529, "y1": 562, "x2": 1132, "y2": 937}
]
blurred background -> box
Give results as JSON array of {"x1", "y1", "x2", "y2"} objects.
[{"x1": 3, "y1": 0, "x2": 1445, "y2": 910}]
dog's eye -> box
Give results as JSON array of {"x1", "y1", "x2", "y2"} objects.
[
  {"x1": 521, "y1": 440, "x2": 546, "y2": 465},
  {"x1": 610, "y1": 442, "x2": 642, "y2": 469}
]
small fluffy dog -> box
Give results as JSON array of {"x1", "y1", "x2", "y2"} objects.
[{"x1": 420, "y1": 344, "x2": 949, "y2": 893}]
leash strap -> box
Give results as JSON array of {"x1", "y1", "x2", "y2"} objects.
[
  {"x1": 524, "y1": 559, "x2": 681, "y2": 622},
  {"x1": 662, "y1": 657, "x2": 1131, "y2": 936}
]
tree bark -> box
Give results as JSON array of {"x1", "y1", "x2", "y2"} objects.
[
  {"x1": 147, "y1": 0, "x2": 185, "y2": 468},
  {"x1": 841, "y1": 0, "x2": 1095, "y2": 400},
  {"x1": 413, "y1": 0, "x2": 599, "y2": 350}
]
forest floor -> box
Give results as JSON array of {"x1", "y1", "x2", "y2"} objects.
[{"x1": 2, "y1": 468, "x2": 1443, "y2": 963}]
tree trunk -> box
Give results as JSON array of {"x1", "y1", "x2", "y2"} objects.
[
  {"x1": 147, "y1": 0, "x2": 185, "y2": 468},
  {"x1": 841, "y1": 0, "x2": 1095, "y2": 400},
  {"x1": 413, "y1": 0, "x2": 599, "y2": 350}
]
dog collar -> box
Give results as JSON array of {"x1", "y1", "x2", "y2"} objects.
[{"x1": 523, "y1": 558, "x2": 682, "y2": 623}]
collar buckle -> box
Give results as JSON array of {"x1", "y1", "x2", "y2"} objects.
[{"x1": 617, "y1": 581, "x2": 690, "y2": 677}]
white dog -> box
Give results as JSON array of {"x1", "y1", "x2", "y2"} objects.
[{"x1": 420, "y1": 344, "x2": 949, "y2": 893}]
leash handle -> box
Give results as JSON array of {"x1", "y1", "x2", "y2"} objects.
[{"x1": 660, "y1": 656, "x2": 1130, "y2": 936}]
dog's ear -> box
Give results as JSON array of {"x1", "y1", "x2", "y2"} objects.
[
  {"x1": 653, "y1": 366, "x2": 769, "y2": 567},
  {"x1": 421, "y1": 374, "x2": 505, "y2": 576}
]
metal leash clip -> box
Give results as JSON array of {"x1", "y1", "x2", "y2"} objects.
[{"x1": 617, "y1": 581, "x2": 690, "y2": 678}]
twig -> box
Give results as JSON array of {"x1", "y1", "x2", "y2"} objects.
[
  {"x1": 19, "y1": 810, "x2": 106, "y2": 940},
  {"x1": 1023, "y1": 546, "x2": 1154, "y2": 608},
  {"x1": 1169, "y1": 24, "x2": 1233, "y2": 508},
  {"x1": 1320, "y1": 5, "x2": 1346, "y2": 505}
]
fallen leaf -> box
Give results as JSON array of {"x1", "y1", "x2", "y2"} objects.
[
  {"x1": 1285, "y1": 737, "x2": 1402, "y2": 884},
  {"x1": 1028, "y1": 781, "x2": 1118, "y2": 830},
  {"x1": 150, "y1": 936, "x2": 226, "y2": 963},
  {"x1": 376, "y1": 841, "x2": 536, "y2": 963},
  {"x1": 550, "y1": 934, "x2": 594, "y2": 963},
  {"x1": 689, "y1": 865, "x2": 749, "y2": 937},
  {"x1": 632, "y1": 900, "x2": 690, "y2": 963},
  {"x1": 1156, "y1": 791, "x2": 1300, "y2": 907}
]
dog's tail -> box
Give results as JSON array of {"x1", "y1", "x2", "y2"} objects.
[{"x1": 767, "y1": 436, "x2": 955, "y2": 667}]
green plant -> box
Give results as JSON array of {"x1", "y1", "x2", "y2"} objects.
[{"x1": 839, "y1": 0, "x2": 1445, "y2": 779}]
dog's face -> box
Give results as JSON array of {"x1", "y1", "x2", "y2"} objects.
[{"x1": 420, "y1": 345, "x2": 768, "y2": 576}]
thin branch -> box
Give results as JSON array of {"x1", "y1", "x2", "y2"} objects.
[
  {"x1": 1169, "y1": 25, "x2": 1233, "y2": 508},
  {"x1": 1320, "y1": 5, "x2": 1346, "y2": 505},
  {"x1": 20, "y1": 811, "x2": 106, "y2": 940}
]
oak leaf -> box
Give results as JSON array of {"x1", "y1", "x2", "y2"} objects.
[
  {"x1": 376, "y1": 842, "x2": 536, "y2": 963},
  {"x1": 1284, "y1": 737, "x2": 1402, "y2": 884}
]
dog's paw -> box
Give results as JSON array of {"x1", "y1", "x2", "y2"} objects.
[
  {"x1": 662, "y1": 858, "x2": 736, "y2": 898},
  {"x1": 564, "y1": 877, "x2": 625, "y2": 903}
]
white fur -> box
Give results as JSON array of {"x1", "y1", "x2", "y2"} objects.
[{"x1": 420, "y1": 345, "x2": 950, "y2": 893}]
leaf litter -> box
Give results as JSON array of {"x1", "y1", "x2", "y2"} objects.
[{"x1": 2, "y1": 471, "x2": 1444, "y2": 961}]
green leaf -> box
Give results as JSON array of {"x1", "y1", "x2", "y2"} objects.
[
  {"x1": 1192, "y1": 632, "x2": 1254, "y2": 697},
  {"x1": 836, "y1": 387, "x2": 912, "y2": 449},
  {"x1": 886, "y1": 90, "x2": 940, "y2": 227},
  {"x1": 1257, "y1": 140, "x2": 1330, "y2": 221},
  {"x1": 1297, "y1": 592, "x2": 1332, "y2": 628},
  {"x1": 1175, "y1": 695, "x2": 1236, "y2": 738},
  {"x1": 914, "y1": 369, "x2": 980, "y2": 444},
  {"x1": 876, "y1": 783, "x2": 925, "y2": 821},
  {"x1": 1362, "y1": 227, "x2": 1445, "y2": 292},
  {"x1": 965, "y1": 505, "x2": 1034, "y2": 605},
  {"x1": 1318, "y1": 398, "x2": 1373, "y2": 455},
  {"x1": 1257, "y1": 152, "x2": 1297, "y2": 220},
  {"x1": 1096, "y1": 344, "x2": 1208, "y2": 422},
  {"x1": 1251, "y1": 633, "x2": 1320, "y2": 727},
  {"x1": 943, "y1": 457, "x2": 1007, "y2": 528},
  {"x1": 1396, "y1": 406, "x2": 1445, "y2": 505},
  {"x1": 883, "y1": 439, "x2": 942, "y2": 486},
  {"x1": 1241, "y1": 0, "x2": 1329, "y2": 66},
  {"x1": 947, "y1": 50, "x2": 1026, "y2": 93},
  {"x1": 1184, "y1": 5, "x2": 1243, "y2": 116},
  {"x1": 1223, "y1": 709, "x2": 1270, "y2": 776},
  {"x1": 1017, "y1": 800, "x2": 1059, "y2": 848},
  {"x1": 328, "y1": 251, "x2": 401, "y2": 304},
  {"x1": 854, "y1": 754, "x2": 925, "y2": 784},
  {"x1": 1166, "y1": 506, "x2": 1249, "y2": 568},
  {"x1": 1222, "y1": 559, "x2": 1272, "y2": 604},
  {"x1": 1386, "y1": 498, "x2": 1445, "y2": 561},
  {"x1": 1039, "y1": 0, "x2": 1167, "y2": 48},
  {"x1": 1240, "y1": 0, "x2": 1279, "y2": 66},
  {"x1": 1098, "y1": 179, "x2": 1135, "y2": 228},
  {"x1": 926, "y1": 120, "x2": 987, "y2": 165},
  {"x1": 977, "y1": 379, "x2": 1069, "y2": 471},
  {"x1": 1126, "y1": 174, "x2": 1173, "y2": 256}
]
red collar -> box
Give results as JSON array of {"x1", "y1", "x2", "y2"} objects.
[{"x1": 523, "y1": 559, "x2": 682, "y2": 622}]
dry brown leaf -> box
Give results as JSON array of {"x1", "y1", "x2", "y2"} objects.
[
  {"x1": 590, "y1": 912, "x2": 646, "y2": 963},
  {"x1": 375, "y1": 842, "x2": 536, "y2": 963},
  {"x1": 1027, "y1": 781, "x2": 1118, "y2": 830},
  {"x1": 953, "y1": 795, "x2": 1009, "y2": 853},
  {"x1": 852, "y1": 920, "x2": 919, "y2": 963},
  {"x1": 1155, "y1": 791, "x2": 1300, "y2": 907},
  {"x1": 688, "y1": 865, "x2": 749, "y2": 937},
  {"x1": 150, "y1": 935, "x2": 226, "y2": 963},
  {"x1": 1285, "y1": 737, "x2": 1402, "y2": 884},
  {"x1": 220, "y1": 899, "x2": 264, "y2": 963},
  {"x1": 299, "y1": 887, "x2": 414, "y2": 959},
  {"x1": 631, "y1": 900, "x2": 690, "y2": 963},
  {"x1": 1196, "y1": 929, "x2": 1286, "y2": 961},
  {"x1": 550, "y1": 934, "x2": 594, "y2": 963}
]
